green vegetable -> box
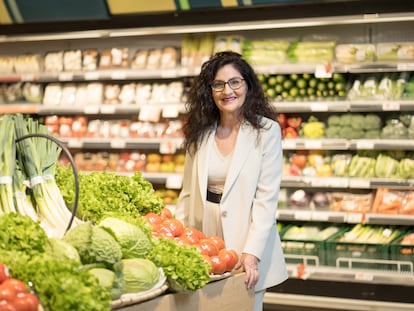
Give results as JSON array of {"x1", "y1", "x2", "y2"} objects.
[
  {"x1": 55, "y1": 165, "x2": 164, "y2": 223},
  {"x1": 14, "y1": 114, "x2": 77, "y2": 238},
  {"x1": 364, "y1": 114, "x2": 382, "y2": 130},
  {"x1": 1, "y1": 251, "x2": 111, "y2": 311},
  {"x1": 348, "y1": 155, "x2": 376, "y2": 178},
  {"x1": 0, "y1": 213, "x2": 48, "y2": 256},
  {"x1": 350, "y1": 114, "x2": 365, "y2": 130},
  {"x1": 375, "y1": 154, "x2": 401, "y2": 178},
  {"x1": 88, "y1": 264, "x2": 124, "y2": 300},
  {"x1": 148, "y1": 238, "x2": 210, "y2": 292},
  {"x1": 64, "y1": 222, "x2": 122, "y2": 267},
  {"x1": 399, "y1": 158, "x2": 414, "y2": 179},
  {"x1": 46, "y1": 237, "x2": 81, "y2": 262},
  {"x1": 0, "y1": 115, "x2": 16, "y2": 214},
  {"x1": 122, "y1": 258, "x2": 160, "y2": 293},
  {"x1": 99, "y1": 217, "x2": 152, "y2": 259}
]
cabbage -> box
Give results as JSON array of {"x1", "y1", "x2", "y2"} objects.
[
  {"x1": 399, "y1": 158, "x2": 414, "y2": 179},
  {"x1": 99, "y1": 217, "x2": 152, "y2": 259},
  {"x1": 121, "y1": 258, "x2": 159, "y2": 293},
  {"x1": 88, "y1": 264, "x2": 124, "y2": 300},
  {"x1": 46, "y1": 238, "x2": 81, "y2": 262},
  {"x1": 64, "y1": 222, "x2": 122, "y2": 267}
]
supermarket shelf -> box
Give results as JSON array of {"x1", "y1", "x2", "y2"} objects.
[
  {"x1": 61, "y1": 137, "x2": 184, "y2": 151},
  {"x1": 277, "y1": 209, "x2": 414, "y2": 225},
  {"x1": 264, "y1": 292, "x2": 414, "y2": 311},
  {"x1": 281, "y1": 176, "x2": 414, "y2": 189}
]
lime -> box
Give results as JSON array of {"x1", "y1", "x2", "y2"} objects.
[
  {"x1": 267, "y1": 77, "x2": 277, "y2": 86},
  {"x1": 275, "y1": 74, "x2": 286, "y2": 84},
  {"x1": 296, "y1": 78, "x2": 307, "y2": 89},
  {"x1": 282, "y1": 80, "x2": 293, "y2": 90}
]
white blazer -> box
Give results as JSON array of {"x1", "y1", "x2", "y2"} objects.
[{"x1": 175, "y1": 117, "x2": 288, "y2": 291}]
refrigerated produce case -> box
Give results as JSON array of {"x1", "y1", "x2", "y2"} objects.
[{"x1": 1, "y1": 0, "x2": 414, "y2": 309}]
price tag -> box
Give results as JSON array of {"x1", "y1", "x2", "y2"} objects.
[
  {"x1": 58, "y1": 72, "x2": 74, "y2": 81},
  {"x1": 100, "y1": 105, "x2": 116, "y2": 114},
  {"x1": 328, "y1": 177, "x2": 349, "y2": 188},
  {"x1": 83, "y1": 105, "x2": 100, "y2": 114},
  {"x1": 282, "y1": 139, "x2": 297, "y2": 149},
  {"x1": 382, "y1": 102, "x2": 400, "y2": 111},
  {"x1": 138, "y1": 105, "x2": 161, "y2": 122},
  {"x1": 397, "y1": 63, "x2": 414, "y2": 71},
  {"x1": 67, "y1": 139, "x2": 83, "y2": 148},
  {"x1": 346, "y1": 213, "x2": 363, "y2": 223},
  {"x1": 312, "y1": 211, "x2": 329, "y2": 221},
  {"x1": 159, "y1": 140, "x2": 177, "y2": 154},
  {"x1": 160, "y1": 69, "x2": 177, "y2": 78},
  {"x1": 314, "y1": 62, "x2": 333, "y2": 78},
  {"x1": 294, "y1": 211, "x2": 312, "y2": 221},
  {"x1": 20, "y1": 74, "x2": 36, "y2": 81},
  {"x1": 110, "y1": 139, "x2": 126, "y2": 149},
  {"x1": 349, "y1": 178, "x2": 370, "y2": 189},
  {"x1": 110, "y1": 71, "x2": 127, "y2": 80},
  {"x1": 84, "y1": 71, "x2": 100, "y2": 80},
  {"x1": 356, "y1": 140, "x2": 374, "y2": 149},
  {"x1": 355, "y1": 272, "x2": 373, "y2": 281},
  {"x1": 162, "y1": 106, "x2": 179, "y2": 118},
  {"x1": 311, "y1": 178, "x2": 330, "y2": 187},
  {"x1": 304, "y1": 140, "x2": 322, "y2": 149},
  {"x1": 310, "y1": 103, "x2": 328, "y2": 111},
  {"x1": 166, "y1": 174, "x2": 183, "y2": 189}
]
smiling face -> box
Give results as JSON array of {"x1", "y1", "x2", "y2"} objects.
[{"x1": 212, "y1": 64, "x2": 247, "y2": 118}]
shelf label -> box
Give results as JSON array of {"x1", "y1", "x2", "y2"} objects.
[
  {"x1": 20, "y1": 74, "x2": 36, "y2": 81},
  {"x1": 160, "y1": 69, "x2": 177, "y2": 78},
  {"x1": 311, "y1": 211, "x2": 329, "y2": 221},
  {"x1": 314, "y1": 62, "x2": 333, "y2": 78},
  {"x1": 346, "y1": 213, "x2": 363, "y2": 223},
  {"x1": 162, "y1": 105, "x2": 179, "y2": 118},
  {"x1": 110, "y1": 71, "x2": 127, "y2": 80},
  {"x1": 356, "y1": 140, "x2": 374, "y2": 149},
  {"x1": 397, "y1": 63, "x2": 414, "y2": 71},
  {"x1": 159, "y1": 140, "x2": 177, "y2": 154},
  {"x1": 294, "y1": 210, "x2": 312, "y2": 221},
  {"x1": 355, "y1": 272, "x2": 373, "y2": 281},
  {"x1": 67, "y1": 139, "x2": 83, "y2": 148},
  {"x1": 304, "y1": 140, "x2": 322, "y2": 149},
  {"x1": 84, "y1": 71, "x2": 100, "y2": 80},
  {"x1": 58, "y1": 72, "x2": 74, "y2": 81},
  {"x1": 310, "y1": 103, "x2": 328, "y2": 111},
  {"x1": 327, "y1": 177, "x2": 349, "y2": 188},
  {"x1": 100, "y1": 105, "x2": 116, "y2": 114},
  {"x1": 83, "y1": 105, "x2": 100, "y2": 114},
  {"x1": 138, "y1": 105, "x2": 161, "y2": 122},
  {"x1": 349, "y1": 178, "x2": 370, "y2": 189},
  {"x1": 166, "y1": 174, "x2": 183, "y2": 189},
  {"x1": 282, "y1": 139, "x2": 297, "y2": 149},
  {"x1": 382, "y1": 101, "x2": 400, "y2": 111},
  {"x1": 110, "y1": 139, "x2": 126, "y2": 149}
]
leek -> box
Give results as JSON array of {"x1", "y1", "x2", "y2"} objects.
[
  {"x1": 14, "y1": 114, "x2": 80, "y2": 238},
  {"x1": 0, "y1": 115, "x2": 16, "y2": 214}
]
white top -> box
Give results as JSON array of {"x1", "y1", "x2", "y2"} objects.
[{"x1": 203, "y1": 139, "x2": 233, "y2": 238}]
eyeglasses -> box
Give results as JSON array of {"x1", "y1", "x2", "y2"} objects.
[{"x1": 211, "y1": 78, "x2": 245, "y2": 92}]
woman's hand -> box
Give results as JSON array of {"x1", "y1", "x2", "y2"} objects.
[{"x1": 235, "y1": 253, "x2": 260, "y2": 289}]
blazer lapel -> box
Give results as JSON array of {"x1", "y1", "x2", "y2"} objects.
[
  {"x1": 197, "y1": 130, "x2": 215, "y2": 202},
  {"x1": 222, "y1": 122, "x2": 256, "y2": 200}
]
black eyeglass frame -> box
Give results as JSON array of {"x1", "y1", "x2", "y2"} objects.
[{"x1": 210, "y1": 77, "x2": 245, "y2": 91}]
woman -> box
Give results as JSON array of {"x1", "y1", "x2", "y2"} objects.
[{"x1": 175, "y1": 51, "x2": 287, "y2": 311}]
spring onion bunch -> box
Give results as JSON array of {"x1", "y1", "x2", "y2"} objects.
[
  {"x1": 14, "y1": 114, "x2": 80, "y2": 238},
  {"x1": 0, "y1": 115, "x2": 16, "y2": 214}
]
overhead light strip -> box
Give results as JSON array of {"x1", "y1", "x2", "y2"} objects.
[{"x1": 0, "y1": 12, "x2": 413, "y2": 43}]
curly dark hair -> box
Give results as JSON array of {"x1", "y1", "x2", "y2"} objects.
[{"x1": 182, "y1": 51, "x2": 277, "y2": 154}]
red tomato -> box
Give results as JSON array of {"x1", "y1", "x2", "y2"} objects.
[
  {"x1": 210, "y1": 255, "x2": 226, "y2": 275},
  {"x1": 161, "y1": 219, "x2": 184, "y2": 237},
  {"x1": 0, "y1": 284, "x2": 17, "y2": 302},
  {"x1": 208, "y1": 236, "x2": 225, "y2": 251},
  {"x1": 174, "y1": 235, "x2": 192, "y2": 246},
  {"x1": 142, "y1": 212, "x2": 163, "y2": 232},
  {"x1": 198, "y1": 239, "x2": 218, "y2": 257},
  {"x1": 0, "y1": 279, "x2": 27, "y2": 295},
  {"x1": 157, "y1": 227, "x2": 175, "y2": 239},
  {"x1": 218, "y1": 249, "x2": 239, "y2": 272},
  {"x1": 181, "y1": 227, "x2": 204, "y2": 244},
  {"x1": 0, "y1": 301, "x2": 16, "y2": 311},
  {"x1": 0, "y1": 264, "x2": 9, "y2": 283},
  {"x1": 159, "y1": 207, "x2": 173, "y2": 220},
  {"x1": 13, "y1": 293, "x2": 39, "y2": 311}
]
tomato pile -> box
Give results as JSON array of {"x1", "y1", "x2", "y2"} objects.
[
  {"x1": 0, "y1": 264, "x2": 40, "y2": 311},
  {"x1": 143, "y1": 208, "x2": 239, "y2": 275}
]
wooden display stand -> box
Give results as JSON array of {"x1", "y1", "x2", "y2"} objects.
[{"x1": 119, "y1": 272, "x2": 254, "y2": 311}]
